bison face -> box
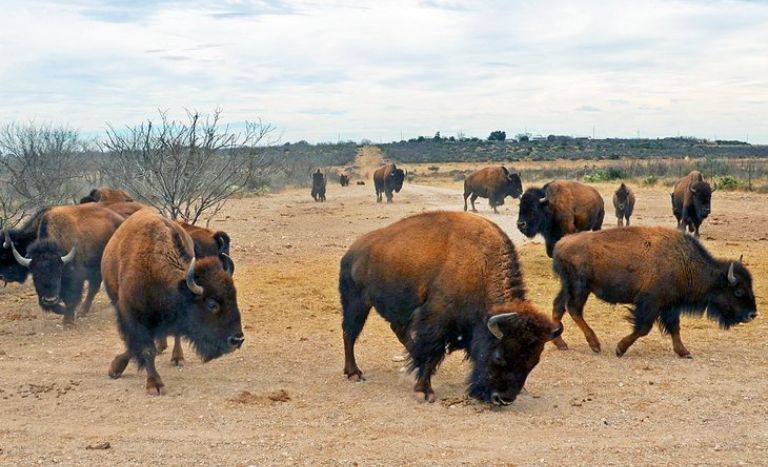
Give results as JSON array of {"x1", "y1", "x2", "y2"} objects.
[
  {"x1": 516, "y1": 188, "x2": 548, "y2": 238},
  {"x1": 707, "y1": 260, "x2": 757, "y2": 328},
  {"x1": 689, "y1": 181, "x2": 712, "y2": 219},
  {"x1": 469, "y1": 303, "x2": 562, "y2": 405},
  {"x1": 389, "y1": 169, "x2": 405, "y2": 193},
  {"x1": 0, "y1": 245, "x2": 31, "y2": 284},
  {"x1": 615, "y1": 184, "x2": 630, "y2": 211},
  {"x1": 21, "y1": 240, "x2": 76, "y2": 312},
  {"x1": 504, "y1": 173, "x2": 523, "y2": 199},
  {"x1": 180, "y1": 257, "x2": 244, "y2": 362}
]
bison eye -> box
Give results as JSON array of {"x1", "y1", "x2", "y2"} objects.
[
  {"x1": 205, "y1": 298, "x2": 220, "y2": 313},
  {"x1": 734, "y1": 289, "x2": 745, "y2": 298}
]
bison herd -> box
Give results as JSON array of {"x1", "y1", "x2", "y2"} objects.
[{"x1": 0, "y1": 167, "x2": 757, "y2": 406}]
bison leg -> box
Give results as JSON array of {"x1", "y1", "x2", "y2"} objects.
[
  {"x1": 108, "y1": 350, "x2": 131, "y2": 379},
  {"x1": 171, "y1": 335, "x2": 185, "y2": 366},
  {"x1": 341, "y1": 285, "x2": 372, "y2": 382},
  {"x1": 565, "y1": 284, "x2": 601, "y2": 353},
  {"x1": 409, "y1": 306, "x2": 444, "y2": 403},
  {"x1": 615, "y1": 321, "x2": 653, "y2": 357},
  {"x1": 551, "y1": 288, "x2": 569, "y2": 350},
  {"x1": 463, "y1": 191, "x2": 470, "y2": 211},
  {"x1": 155, "y1": 336, "x2": 169, "y2": 353},
  {"x1": 376, "y1": 189, "x2": 382, "y2": 203},
  {"x1": 625, "y1": 215, "x2": 631, "y2": 226},
  {"x1": 386, "y1": 191, "x2": 394, "y2": 203},
  {"x1": 617, "y1": 217, "x2": 624, "y2": 227},
  {"x1": 78, "y1": 271, "x2": 102, "y2": 316},
  {"x1": 138, "y1": 349, "x2": 165, "y2": 395},
  {"x1": 615, "y1": 301, "x2": 656, "y2": 357},
  {"x1": 61, "y1": 275, "x2": 85, "y2": 328},
  {"x1": 660, "y1": 311, "x2": 691, "y2": 358},
  {"x1": 470, "y1": 194, "x2": 479, "y2": 212}
]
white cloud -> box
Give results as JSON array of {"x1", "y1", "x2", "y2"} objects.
[{"x1": 0, "y1": 0, "x2": 766, "y2": 143}]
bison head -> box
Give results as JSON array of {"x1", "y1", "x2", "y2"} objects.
[
  {"x1": 179, "y1": 256, "x2": 244, "y2": 362},
  {"x1": 12, "y1": 238, "x2": 76, "y2": 313},
  {"x1": 516, "y1": 187, "x2": 548, "y2": 238},
  {"x1": 707, "y1": 257, "x2": 757, "y2": 328},
  {"x1": 502, "y1": 168, "x2": 523, "y2": 199},
  {"x1": 689, "y1": 181, "x2": 713, "y2": 220},
  {"x1": 389, "y1": 168, "x2": 406, "y2": 193},
  {"x1": 468, "y1": 301, "x2": 563, "y2": 405},
  {"x1": 0, "y1": 231, "x2": 33, "y2": 284},
  {"x1": 615, "y1": 183, "x2": 631, "y2": 211}
]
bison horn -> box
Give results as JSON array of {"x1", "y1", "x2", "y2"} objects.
[
  {"x1": 690, "y1": 185, "x2": 696, "y2": 193},
  {"x1": 739, "y1": 254, "x2": 743, "y2": 264},
  {"x1": 727, "y1": 262, "x2": 737, "y2": 286},
  {"x1": 220, "y1": 253, "x2": 234, "y2": 275},
  {"x1": 550, "y1": 322, "x2": 564, "y2": 341},
  {"x1": 538, "y1": 196, "x2": 548, "y2": 205},
  {"x1": 487, "y1": 312, "x2": 518, "y2": 340},
  {"x1": 186, "y1": 258, "x2": 204, "y2": 296},
  {"x1": 61, "y1": 242, "x2": 77, "y2": 265},
  {"x1": 3, "y1": 229, "x2": 10, "y2": 249},
  {"x1": 8, "y1": 236, "x2": 32, "y2": 268}
]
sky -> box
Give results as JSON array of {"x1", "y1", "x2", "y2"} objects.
[{"x1": 0, "y1": 0, "x2": 767, "y2": 144}]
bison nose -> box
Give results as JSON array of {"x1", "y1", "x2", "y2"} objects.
[
  {"x1": 748, "y1": 311, "x2": 758, "y2": 321},
  {"x1": 491, "y1": 391, "x2": 514, "y2": 406},
  {"x1": 41, "y1": 296, "x2": 59, "y2": 305},
  {"x1": 229, "y1": 333, "x2": 245, "y2": 348},
  {"x1": 517, "y1": 221, "x2": 527, "y2": 230}
]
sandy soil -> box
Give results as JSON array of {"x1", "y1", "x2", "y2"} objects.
[{"x1": 1, "y1": 152, "x2": 767, "y2": 466}]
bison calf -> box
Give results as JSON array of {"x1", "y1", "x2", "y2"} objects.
[
  {"x1": 102, "y1": 209, "x2": 243, "y2": 394},
  {"x1": 463, "y1": 166, "x2": 523, "y2": 213},
  {"x1": 340, "y1": 211, "x2": 561, "y2": 405},
  {"x1": 612, "y1": 183, "x2": 635, "y2": 227},
  {"x1": 551, "y1": 226, "x2": 756, "y2": 358}
]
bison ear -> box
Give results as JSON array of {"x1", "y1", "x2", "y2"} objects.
[
  {"x1": 501, "y1": 166, "x2": 509, "y2": 175},
  {"x1": 549, "y1": 322, "x2": 564, "y2": 341}
]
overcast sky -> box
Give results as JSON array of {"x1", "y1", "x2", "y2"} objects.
[{"x1": 1, "y1": 0, "x2": 766, "y2": 143}]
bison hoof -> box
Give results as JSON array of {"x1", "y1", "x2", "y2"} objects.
[
  {"x1": 552, "y1": 337, "x2": 569, "y2": 351},
  {"x1": 146, "y1": 381, "x2": 166, "y2": 395},
  {"x1": 108, "y1": 358, "x2": 130, "y2": 379},
  {"x1": 676, "y1": 351, "x2": 692, "y2": 359},
  {"x1": 345, "y1": 371, "x2": 365, "y2": 382},
  {"x1": 589, "y1": 344, "x2": 602, "y2": 354},
  {"x1": 414, "y1": 390, "x2": 436, "y2": 403},
  {"x1": 614, "y1": 346, "x2": 626, "y2": 358},
  {"x1": 171, "y1": 357, "x2": 185, "y2": 367}
]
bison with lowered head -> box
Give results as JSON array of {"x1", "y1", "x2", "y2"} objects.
[
  {"x1": 516, "y1": 180, "x2": 605, "y2": 257},
  {"x1": 551, "y1": 226, "x2": 756, "y2": 358},
  {"x1": 463, "y1": 166, "x2": 523, "y2": 213},
  {"x1": 311, "y1": 169, "x2": 327, "y2": 202},
  {"x1": 373, "y1": 163, "x2": 406, "y2": 203},
  {"x1": 79, "y1": 186, "x2": 133, "y2": 204},
  {"x1": 4, "y1": 203, "x2": 124, "y2": 326},
  {"x1": 102, "y1": 208, "x2": 243, "y2": 394},
  {"x1": 671, "y1": 170, "x2": 713, "y2": 237},
  {"x1": 340, "y1": 211, "x2": 562, "y2": 405},
  {"x1": 612, "y1": 182, "x2": 635, "y2": 227}
]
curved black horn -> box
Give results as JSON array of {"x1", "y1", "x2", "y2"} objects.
[
  {"x1": 61, "y1": 242, "x2": 77, "y2": 265},
  {"x1": 186, "y1": 258, "x2": 204, "y2": 295},
  {"x1": 487, "y1": 312, "x2": 518, "y2": 339}
]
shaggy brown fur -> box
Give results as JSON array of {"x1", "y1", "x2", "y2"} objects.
[
  {"x1": 80, "y1": 187, "x2": 133, "y2": 204},
  {"x1": 98, "y1": 201, "x2": 148, "y2": 219},
  {"x1": 671, "y1": 170, "x2": 713, "y2": 237},
  {"x1": 463, "y1": 166, "x2": 523, "y2": 213},
  {"x1": 612, "y1": 182, "x2": 636, "y2": 227},
  {"x1": 373, "y1": 163, "x2": 405, "y2": 203}
]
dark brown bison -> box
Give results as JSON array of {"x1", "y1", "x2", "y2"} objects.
[
  {"x1": 79, "y1": 187, "x2": 133, "y2": 204},
  {"x1": 340, "y1": 211, "x2": 562, "y2": 405},
  {"x1": 102, "y1": 208, "x2": 242, "y2": 394},
  {"x1": 612, "y1": 182, "x2": 636, "y2": 227},
  {"x1": 339, "y1": 174, "x2": 350, "y2": 186},
  {"x1": 356, "y1": 181, "x2": 365, "y2": 186},
  {"x1": 4, "y1": 204, "x2": 124, "y2": 326},
  {"x1": 0, "y1": 207, "x2": 51, "y2": 285},
  {"x1": 463, "y1": 166, "x2": 523, "y2": 213},
  {"x1": 373, "y1": 163, "x2": 406, "y2": 203},
  {"x1": 551, "y1": 226, "x2": 756, "y2": 358},
  {"x1": 311, "y1": 169, "x2": 327, "y2": 202},
  {"x1": 671, "y1": 170, "x2": 713, "y2": 237},
  {"x1": 516, "y1": 180, "x2": 605, "y2": 257}
]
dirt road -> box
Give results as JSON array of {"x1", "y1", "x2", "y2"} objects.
[{"x1": 1, "y1": 177, "x2": 767, "y2": 466}]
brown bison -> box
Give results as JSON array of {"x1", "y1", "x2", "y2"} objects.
[
  {"x1": 80, "y1": 186, "x2": 133, "y2": 204},
  {"x1": 516, "y1": 180, "x2": 605, "y2": 257},
  {"x1": 340, "y1": 211, "x2": 562, "y2": 405},
  {"x1": 311, "y1": 169, "x2": 327, "y2": 202},
  {"x1": 356, "y1": 181, "x2": 365, "y2": 186},
  {"x1": 373, "y1": 163, "x2": 406, "y2": 203},
  {"x1": 671, "y1": 170, "x2": 713, "y2": 237},
  {"x1": 98, "y1": 201, "x2": 148, "y2": 219},
  {"x1": 551, "y1": 226, "x2": 756, "y2": 358},
  {"x1": 612, "y1": 182, "x2": 636, "y2": 227},
  {"x1": 339, "y1": 174, "x2": 350, "y2": 186},
  {"x1": 463, "y1": 166, "x2": 523, "y2": 213},
  {"x1": 102, "y1": 208, "x2": 243, "y2": 394},
  {"x1": 4, "y1": 204, "x2": 124, "y2": 326}
]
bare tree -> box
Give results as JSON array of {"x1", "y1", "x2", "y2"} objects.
[{"x1": 102, "y1": 109, "x2": 274, "y2": 225}]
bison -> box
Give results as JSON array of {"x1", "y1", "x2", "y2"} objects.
[
  {"x1": 671, "y1": 171, "x2": 713, "y2": 237},
  {"x1": 4, "y1": 204, "x2": 124, "y2": 326},
  {"x1": 79, "y1": 186, "x2": 133, "y2": 204},
  {"x1": 551, "y1": 226, "x2": 756, "y2": 358},
  {"x1": 463, "y1": 166, "x2": 523, "y2": 213},
  {"x1": 311, "y1": 169, "x2": 327, "y2": 202},
  {"x1": 516, "y1": 180, "x2": 605, "y2": 257},
  {"x1": 340, "y1": 211, "x2": 562, "y2": 405},
  {"x1": 98, "y1": 201, "x2": 148, "y2": 219},
  {"x1": 102, "y1": 208, "x2": 243, "y2": 394},
  {"x1": 0, "y1": 207, "x2": 51, "y2": 285},
  {"x1": 339, "y1": 174, "x2": 350, "y2": 187},
  {"x1": 373, "y1": 163, "x2": 406, "y2": 203},
  {"x1": 612, "y1": 182, "x2": 636, "y2": 227},
  {"x1": 356, "y1": 181, "x2": 365, "y2": 186}
]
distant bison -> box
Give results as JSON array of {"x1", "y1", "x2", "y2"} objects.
[
  {"x1": 311, "y1": 169, "x2": 327, "y2": 202},
  {"x1": 612, "y1": 182, "x2": 635, "y2": 227},
  {"x1": 463, "y1": 166, "x2": 523, "y2": 213},
  {"x1": 671, "y1": 171, "x2": 713, "y2": 237},
  {"x1": 103, "y1": 208, "x2": 243, "y2": 394},
  {"x1": 516, "y1": 180, "x2": 605, "y2": 257},
  {"x1": 339, "y1": 174, "x2": 350, "y2": 186},
  {"x1": 5, "y1": 204, "x2": 124, "y2": 326},
  {"x1": 551, "y1": 226, "x2": 756, "y2": 358},
  {"x1": 373, "y1": 163, "x2": 406, "y2": 203},
  {"x1": 340, "y1": 211, "x2": 562, "y2": 404},
  {"x1": 356, "y1": 181, "x2": 365, "y2": 186},
  {"x1": 80, "y1": 187, "x2": 133, "y2": 204}
]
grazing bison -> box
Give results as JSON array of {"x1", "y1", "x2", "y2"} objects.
[
  {"x1": 340, "y1": 211, "x2": 562, "y2": 404},
  {"x1": 339, "y1": 174, "x2": 350, "y2": 186},
  {"x1": 102, "y1": 208, "x2": 243, "y2": 394},
  {"x1": 311, "y1": 169, "x2": 327, "y2": 202},
  {"x1": 551, "y1": 226, "x2": 756, "y2": 358},
  {"x1": 4, "y1": 204, "x2": 124, "y2": 325},
  {"x1": 0, "y1": 207, "x2": 51, "y2": 285},
  {"x1": 671, "y1": 171, "x2": 713, "y2": 237},
  {"x1": 612, "y1": 182, "x2": 636, "y2": 227},
  {"x1": 516, "y1": 180, "x2": 605, "y2": 257},
  {"x1": 80, "y1": 186, "x2": 133, "y2": 204},
  {"x1": 373, "y1": 163, "x2": 406, "y2": 203},
  {"x1": 463, "y1": 166, "x2": 523, "y2": 213}
]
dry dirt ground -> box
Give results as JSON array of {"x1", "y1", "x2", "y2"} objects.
[{"x1": 1, "y1": 161, "x2": 768, "y2": 465}]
